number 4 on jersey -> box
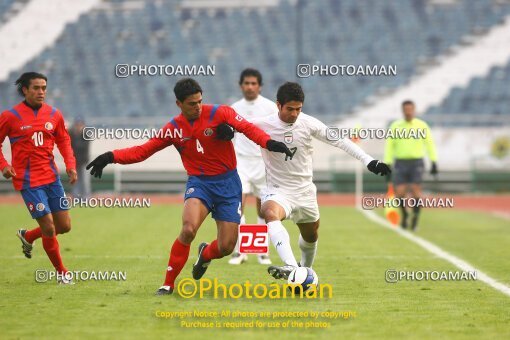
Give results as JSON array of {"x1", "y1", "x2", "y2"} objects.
[
  {"x1": 285, "y1": 147, "x2": 297, "y2": 161},
  {"x1": 196, "y1": 140, "x2": 204, "y2": 154}
]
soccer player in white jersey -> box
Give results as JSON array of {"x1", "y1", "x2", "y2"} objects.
[
  {"x1": 229, "y1": 69, "x2": 277, "y2": 265},
  {"x1": 253, "y1": 82, "x2": 391, "y2": 279}
]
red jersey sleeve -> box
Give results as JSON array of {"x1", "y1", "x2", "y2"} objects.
[
  {"x1": 54, "y1": 111, "x2": 77, "y2": 170},
  {"x1": 0, "y1": 112, "x2": 12, "y2": 170},
  {"x1": 113, "y1": 122, "x2": 174, "y2": 164},
  {"x1": 220, "y1": 106, "x2": 270, "y2": 148}
]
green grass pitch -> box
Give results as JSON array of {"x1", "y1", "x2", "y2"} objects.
[{"x1": 1, "y1": 204, "x2": 509, "y2": 339}]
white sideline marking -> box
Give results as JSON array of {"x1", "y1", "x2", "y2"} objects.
[{"x1": 361, "y1": 209, "x2": 510, "y2": 297}]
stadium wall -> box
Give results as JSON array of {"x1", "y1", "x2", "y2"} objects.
[{"x1": 1, "y1": 127, "x2": 508, "y2": 193}]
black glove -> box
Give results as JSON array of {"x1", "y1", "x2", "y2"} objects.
[
  {"x1": 430, "y1": 162, "x2": 438, "y2": 175},
  {"x1": 367, "y1": 160, "x2": 392, "y2": 176},
  {"x1": 86, "y1": 151, "x2": 114, "y2": 178},
  {"x1": 216, "y1": 123, "x2": 235, "y2": 141},
  {"x1": 266, "y1": 139, "x2": 293, "y2": 158}
]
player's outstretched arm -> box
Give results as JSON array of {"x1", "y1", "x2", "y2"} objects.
[
  {"x1": 309, "y1": 116, "x2": 373, "y2": 164},
  {"x1": 86, "y1": 139, "x2": 170, "y2": 178},
  {"x1": 265, "y1": 139, "x2": 293, "y2": 157},
  {"x1": 87, "y1": 124, "x2": 174, "y2": 178},
  {"x1": 215, "y1": 123, "x2": 235, "y2": 140},
  {"x1": 219, "y1": 106, "x2": 293, "y2": 157},
  {"x1": 309, "y1": 115, "x2": 391, "y2": 176},
  {"x1": 219, "y1": 106, "x2": 269, "y2": 147},
  {"x1": 86, "y1": 151, "x2": 113, "y2": 178}
]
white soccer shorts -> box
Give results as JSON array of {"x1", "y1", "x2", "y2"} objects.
[{"x1": 260, "y1": 184, "x2": 320, "y2": 224}]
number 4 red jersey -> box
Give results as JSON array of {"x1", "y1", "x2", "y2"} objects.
[
  {"x1": 113, "y1": 104, "x2": 271, "y2": 176},
  {"x1": 0, "y1": 101, "x2": 76, "y2": 190}
]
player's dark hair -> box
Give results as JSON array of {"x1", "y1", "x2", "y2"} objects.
[
  {"x1": 15, "y1": 72, "x2": 47, "y2": 97},
  {"x1": 239, "y1": 68, "x2": 263, "y2": 86},
  {"x1": 174, "y1": 78, "x2": 202, "y2": 102},
  {"x1": 402, "y1": 100, "x2": 415, "y2": 107},
  {"x1": 276, "y1": 82, "x2": 305, "y2": 106}
]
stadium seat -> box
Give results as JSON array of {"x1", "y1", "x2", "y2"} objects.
[{"x1": 1, "y1": 0, "x2": 510, "y2": 125}]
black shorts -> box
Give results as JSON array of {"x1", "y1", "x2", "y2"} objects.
[{"x1": 393, "y1": 159, "x2": 424, "y2": 185}]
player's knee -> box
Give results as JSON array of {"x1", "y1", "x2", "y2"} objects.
[
  {"x1": 218, "y1": 238, "x2": 236, "y2": 256},
  {"x1": 261, "y1": 208, "x2": 279, "y2": 222},
  {"x1": 180, "y1": 222, "x2": 198, "y2": 243},
  {"x1": 57, "y1": 222, "x2": 72, "y2": 234},
  {"x1": 39, "y1": 221, "x2": 56, "y2": 237},
  {"x1": 55, "y1": 215, "x2": 72, "y2": 234}
]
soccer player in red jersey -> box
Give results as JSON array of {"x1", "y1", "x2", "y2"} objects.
[
  {"x1": 0, "y1": 72, "x2": 77, "y2": 283},
  {"x1": 86, "y1": 78, "x2": 292, "y2": 295}
]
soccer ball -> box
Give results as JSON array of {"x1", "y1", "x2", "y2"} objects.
[{"x1": 287, "y1": 267, "x2": 319, "y2": 294}]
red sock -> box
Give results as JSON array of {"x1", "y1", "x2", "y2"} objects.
[
  {"x1": 25, "y1": 227, "x2": 42, "y2": 244},
  {"x1": 202, "y1": 239, "x2": 223, "y2": 261},
  {"x1": 163, "y1": 238, "x2": 190, "y2": 288},
  {"x1": 42, "y1": 235, "x2": 67, "y2": 273}
]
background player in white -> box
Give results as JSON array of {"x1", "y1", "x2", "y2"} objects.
[
  {"x1": 229, "y1": 68, "x2": 277, "y2": 265},
  {"x1": 253, "y1": 82, "x2": 391, "y2": 279}
]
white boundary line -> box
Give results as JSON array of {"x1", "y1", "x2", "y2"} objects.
[{"x1": 361, "y1": 209, "x2": 510, "y2": 297}]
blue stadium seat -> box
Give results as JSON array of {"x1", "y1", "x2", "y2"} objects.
[
  {"x1": 426, "y1": 60, "x2": 510, "y2": 119},
  {"x1": 1, "y1": 0, "x2": 509, "y2": 126}
]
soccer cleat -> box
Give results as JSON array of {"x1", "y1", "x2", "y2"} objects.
[
  {"x1": 228, "y1": 252, "x2": 248, "y2": 265},
  {"x1": 267, "y1": 265, "x2": 296, "y2": 280},
  {"x1": 156, "y1": 285, "x2": 173, "y2": 295},
  {"x1": 192, "y1": 242, "x2": 211, "y2": 280},
  {"x1": 257, "y1": 254, "x2": 272, "y2": 265},
  {"x1": 16, "y1": 229, "x2": 33, "y2": 259}
]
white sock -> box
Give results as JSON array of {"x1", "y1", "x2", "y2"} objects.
[
  {"x1": 267, "y1": 221, "x2": 298, "y2": 267},
  {"x1": 298, "y1": 234, "x2": 317, "y2": 268}
]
